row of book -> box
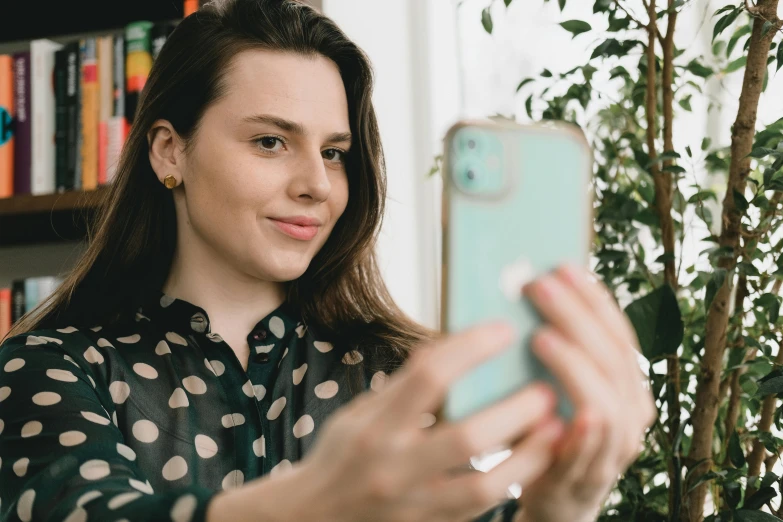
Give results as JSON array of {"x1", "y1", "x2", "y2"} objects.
[
  {"x1": 0, "y1": 20, "x2": 177, "y2": 199},
  {"x1": 0, "y1": 276, "x2": 63, "y2": 340}
]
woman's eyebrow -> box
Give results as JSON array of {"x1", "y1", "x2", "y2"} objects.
[{"x1": 241, "y1": 113, "x2": 352, "y2": 144}]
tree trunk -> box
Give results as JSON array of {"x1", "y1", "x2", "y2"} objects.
[{"x1": 681, "y1": 2, "x2": 782, "y2": 520}]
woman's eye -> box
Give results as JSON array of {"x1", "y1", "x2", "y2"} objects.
[
  {"x1": 256, "y1": 137, "x2": 284, "y2": 152},
  {"x1": 323, "y1": 148, "x2": 345, "y2": 163}
]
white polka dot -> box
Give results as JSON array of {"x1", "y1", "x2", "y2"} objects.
[
  {"x1": 252, "y1": 435, "x2": 265, "y2": 457},
  {"x1": 0, "y1": 386, "x2": 12, "y2": 402},
  {"x1": 0, "y1": 418, "x2": 4, "y2": 434},
  {"x1": 280, "y1": 347, "x2": 289, "y2": 362},
  {"x1": 63, "y1": 506, "x2": 87, "y2": 522},
  {"x1": 155, "y1": 340, "x2": 171, "y2": 355},
  {"x1": 241, "y1": 380, "x2": 254, "y2": 398},
  {"x1": 169, "y1": 388, "x2": 189, "y2": 408},
  {"x1": 90, "y1": 326, "x2": 102, "y2": 332},
  {"x1": 32, "y1": 391, "x2": 61, "y2": 406},
  {"x1": 313, "y1": 341, "x2": 333, "y2": 353},
  {"x1": 97, "y1": 338, "x2": 115, "y2": 349},
  {"x1": 221, "y1": 470, "x2": 244, "y2": 490},
  {"x1": 293, "y1": 414, "x2": 314, "y2": 438},
  {"x1": 133, "y1": 363, "x2": 158, "y2": 379},
  {"x1": 195, "y1": 434, "x2": 218, "y2": 458},
  {"x1": 129, "y1": 478, "x2": 154, "y2": 494},
  {"x1": 371, "y1": 371, "x2": 388, "y2": 392},
  {"x1": 109, "y1": 381, "x2": 130, "y2": 404},
  {"x1": 87, "y1": 375, "x2": 96, "y2": 388},
  {"x1": 13, "y1": 458, "x2": 29, "y2": 476},
  {"x1": 255, "y1": 344, "x2": 274, "y2": 354},
  {"x1": 117, "y1": 334, "x2": 141, "y2": 344},
  {"x1": 269, "y1": 316, "x2": 285, "y2": 338},
  {"x1": 60, "y1": 431, "x2": 87, "y2": 446},
  {"x1": 47, "y1": 369, "x2": 78, "y2": 382},
  {"x1": 64, "y1": 354, "x2": 79, "y2": 367},
  {"x1": 292, "y1": 363, "x2": 307, "y2": 385},
  {"x1": 76, "y1": 490, "x2": 102, "y2": 507},
  {"x1": 342, "y1": 350, "x2": 363, "y2": 365},
  {"x1": 166, "y1": 332, "x2": 188, "y2": 346},
  {"x1": 205, "y1": 358, "x2": 224, "y2": 376},
  {"x1": 270, "y1": 459, "x2": 292, "y2": 477},
  {"x1": 108, "y1": 491, "x2": 142, "y2": 509},
  {"x1": 83, "y1": 346, "x2": 104, "y2": 364},
  {"x1": 25, "y1": 335, "x2": 49, "y2": 345},
  {"x1": 117, "y1": 443, "x2": 136, "y2": 461},
  {"x1": 80, "y1": 459, "x2": 110, "y2": 480},
  {"x1": 17, "y1": 489, "x2": 34, "y2": 522},
  {"x1": 132, "y1": 420, "x2": 159, "y2": 443},
  {"x1": 162, "y1": 456, "x2": 188, "y2": 481},
  {"x1": 170, "y1": 493, "x2": 197, "y2": 522},
  {"x1": 81, "y1": 410, "x2": 111, "y2": 425},
  {"x1": 253, "y1": 384, "x2": 266, "y2": 401},
  {"x1": 4, "y1": 358, "x2": 25, "y2": 372},
  {"x1": 295, "y1": 324, "x2": 306, "y2": 338},
  {"x1": 21, "y1": 421, "x2": 42, "y2": 438},
  {"x1": 160, "y1": 294, "x2": 175, "y2": 307},
  {"x1": 220, "y1": 413, "x2": 245, "y2": 428},
  {"x1": 267, "y1": 397, "x2": 286, "y2": 420},
  {"x1": 206, "y1": 332, "x2": 223, "y2": 343},
  {"x1": 182, "y1": 376, "x2": 206, "y2": 394},
  {"x1": 314, "y1": 380, "x2": 339, "y2": 399},
  {"x1": 112, "y1": 410, "x2": 118, "y2": 427},
  {"x1": 57, "y1": 326, "x2": 78, "y2": 334}
]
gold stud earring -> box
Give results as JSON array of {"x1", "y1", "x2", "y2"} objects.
[{"x1": 163, "y1": 175, "x2": 178, "y2": 189}]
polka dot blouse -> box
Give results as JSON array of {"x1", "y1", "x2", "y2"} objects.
[{"x1": 0, "y1": 289, "x2": 519, "y2": 522}]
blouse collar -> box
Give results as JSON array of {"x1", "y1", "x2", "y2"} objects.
[{"x1": 136, "y1": 288, "x2": 302, "y2": 340}]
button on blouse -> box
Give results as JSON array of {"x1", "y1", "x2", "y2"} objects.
[{"x1": 0, "y1": 289, "x2": 519, "y2": 521}]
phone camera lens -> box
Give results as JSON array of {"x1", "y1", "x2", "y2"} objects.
[
  {"x1": 466, "y1": 169, "x2": 475, "y2": 180},
  {"x1": 467, "y1": 139, "x2": 476, "y2": 149}
]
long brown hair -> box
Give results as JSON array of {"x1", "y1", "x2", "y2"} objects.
[{"x1": 4, "y1": 0, "x2": 436, "y2": 396}]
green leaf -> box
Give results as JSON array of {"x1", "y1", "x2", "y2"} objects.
[
  {"x1": 560, "y1": 20, "x2": 592, "y2": 38},
  {"x1": 687, "y1": 59, "x2": 713, "y2": 78},
  {"x1": 541, "y1": 69, "x2": 553, "y2": 77},
  {"x1": 525, "y1": 94, "x2": 533, "y2": 119},
  {"x1": 713, "y1": 8, "x2": 741, "y2": 43},
  {"x1": 689, "y1": 190, "x2": 717, "y2": 204},
  {"x1": 734, "y1": 189, "x2": 749, "y2": 211},
  {"x1": 777, "y1": 41, "x2": 783, "y2": 71},
  {"x1": 727, "y1": 25, "x2": 752, "y2": 58},
  {"x1": 757, "y1": 376, "x2": 783, "y2": 397},
  {"x1": 558, "y1": 0, "x2": 566, "y2": 11},
  {"x1": 724, "y1": 480, "x2": 742, "y2": 509},
  {"x1": 749, "y1": 147, "x2": 777, "y2": 158},
  {"x1": 744, "y1": 486, "x2": 777, "y2": 510},
  {"x1": 504, "y1": 0, "x2": 512, "y2": 6},
  {"x1": 662, "y1": 165, "x2": 687, "y2": 174},
  {"x1": 726, "y1": 56, "x2": 747, "y2": 73},
  {"x1": 516, "y1": 78, "x2": 534, "y2": 92},
  {"x1": 729, "y1": 431, "x2": 746, "y2": 467},
  {"x1": 761, "y1": 21, "x2": 774, "y2": 39},
  {"x1": 624, "y1": 285, "x2": 684, "y2": 361},
  {"x1": 734, "y1": 510, "x2": 783, "y2": 521},
  {"x1": 702, "y1": 137, "x2": 712, "y2": 150},
  {"x1": 679, "y1": 95, "x2": 693, "y2": 111},
  {"x1": 481, "y1": 7, "x2": 493, "y2": 34}
]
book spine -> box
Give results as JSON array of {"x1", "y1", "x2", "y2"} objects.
[
  {"x1": 80, "y1": 37, "x2": 98, "y2": 191},
  {"x1": 0, "y1": 55, "x2": 13, "y2": 199},
  {"x1": 24, "y1": 278, "x2": 38, "y2": 316},
  {"x1": 97, "y1": 36, "x2": 113, "y2": 186},
  {"x1": 12, "y1": 52, "x2": 31, "y2": 195},
  {"x1": 11, "y1": 280, "x2": 25, "y2": 323},
  {"x1": 107, "y1": 35, "x2": 125, "y2": 184},
  {"x1": 54, "y1": 47, "x2": 69, "y2": 192},
  {"x1": 65, "y1": 41, "x2": 80, "y2": 192},
  {"x1": 125, "y1": 21, "x2": 153, "y2": 127},
  {"x1": 31, "y1": 39, "x2": 63, "y2": 195},
  {"x1": 0, "y1": 288, "x2": 11, "y2": 340}
]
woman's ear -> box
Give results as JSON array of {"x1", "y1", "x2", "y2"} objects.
[{"x1": 148, "y1": 119, "x2": 186, "y2": 186}]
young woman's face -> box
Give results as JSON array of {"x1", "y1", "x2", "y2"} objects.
[{"x1": 176, "y1": 49, "x2": 351, "y2": 282}]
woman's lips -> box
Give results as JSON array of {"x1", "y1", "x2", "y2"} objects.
[{"x1": 268, "y1": 218, "x2": 319, "y2": 240}]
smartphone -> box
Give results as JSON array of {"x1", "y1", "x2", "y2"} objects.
[{"x1": 435, "y1": 118, "x2": 593, "y2": 428}]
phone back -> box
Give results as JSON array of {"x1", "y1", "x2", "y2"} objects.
[{"x1": 438, "y1": 119, "x2": 592, "y2": 424}]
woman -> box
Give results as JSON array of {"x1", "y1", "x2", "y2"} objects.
[{"x1": 0, "y1": 1, "x2": 656, "y2": 521}]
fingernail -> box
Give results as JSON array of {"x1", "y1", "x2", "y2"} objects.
[{"x1": 533, "y1": 276, "x2": 558, "y2": 300}]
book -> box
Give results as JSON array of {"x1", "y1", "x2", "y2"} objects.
[
  {"x1": 97, "y1": 36, "x2": 113, "y2": 186},
  {"x1": 0, "y1": 54, "x2": 13, "y2": 199},
  {"x1": 12, "y1": 52, "x2": 31, "y2": 195},
  {"x1": 80, "y1": 38, "x2": 98, "y2": 191},
  {"x1": 107, "y1": 34, "x2": 126, "y2": 184},
  {"x1": 0, "y1": 288, "x2": 10, "y2": 340},
  {"x1": 11, "y1": 280, "x2": 25, "y2": 324},
  {"x1": 31, "y1": 39, "x2": 63, "y2": 195},
  {"x1": 54, "y1": 47, "x2": 69, "y2": 191},
  {"x1": 65, "y1": 41, "x2": 80, "y2": 192},
  {"x1": 125, "y1": 21, "x2": 153, "y2": 127}
]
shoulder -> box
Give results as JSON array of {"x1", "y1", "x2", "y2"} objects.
[{"x1": 0, "y1": 326, "x2": 102, "y2": 368}]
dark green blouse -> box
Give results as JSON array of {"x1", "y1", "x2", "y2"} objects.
[{"x1": 0, "y1": 289, "x2": 518, "y2": 521}]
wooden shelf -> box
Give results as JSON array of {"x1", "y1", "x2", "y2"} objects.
[{"x1": 0, "y1": 188, "x2": 109, "y2": 247}]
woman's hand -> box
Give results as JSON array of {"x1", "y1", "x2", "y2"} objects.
[
  {"x1": 515, "y1": 264, "x2": 657, "y2": 522},
  {"x1": 292, "y1": 322, "x2": 564, "y2": 522}
]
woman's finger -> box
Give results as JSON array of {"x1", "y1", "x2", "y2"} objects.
[{"x1": 547, "y1": 410, "x2": 604, "y2": 495}]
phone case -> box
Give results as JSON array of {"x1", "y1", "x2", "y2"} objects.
[{"x1": 436, "y1": 119, "x2": 593, "y2": 426}]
